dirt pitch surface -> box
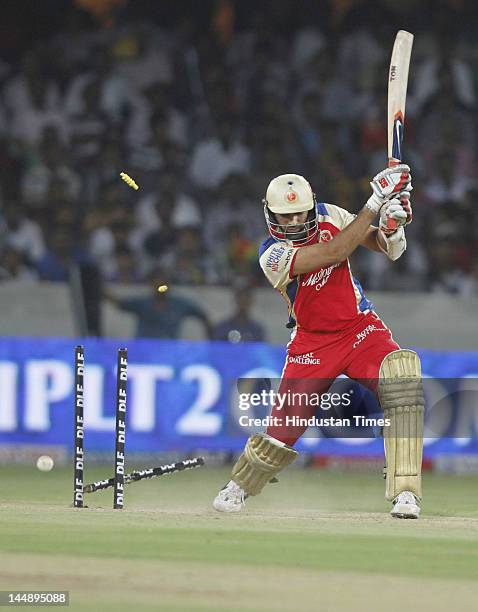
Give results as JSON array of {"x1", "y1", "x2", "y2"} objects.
[{"x1": 1, "y1": 465, "x2": 477, "y2": 611}]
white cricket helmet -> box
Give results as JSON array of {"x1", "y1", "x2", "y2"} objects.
[{"x1": 263, "y1": 173, "x2": 318, "y2": 245}]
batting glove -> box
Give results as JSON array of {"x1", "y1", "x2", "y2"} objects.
[
  {"x1": 379, "y1": 196, "x2": 413, "y2": 236},
  {"x1": 365, "y1": 164, "x2": 412, "y2": 215}
]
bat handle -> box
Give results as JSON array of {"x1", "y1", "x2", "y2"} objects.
[{"x1": 386, "y1": 158, "x2": 400, "y2": 231}]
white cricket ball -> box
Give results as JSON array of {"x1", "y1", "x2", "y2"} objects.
[
  {"x1": 228, "y1": 329, "x2": 242, "y2": 344},
  {"x1": 36, "y1": 455, "x2": 54, "y2": 472}
]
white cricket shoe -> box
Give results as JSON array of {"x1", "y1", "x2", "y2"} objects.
[
  {"x1": 391, "y1": 491, "x2": 421, "y2": 519},
  {"x1": 213, "y1": 480, "x2": 246, "y2": 513}
]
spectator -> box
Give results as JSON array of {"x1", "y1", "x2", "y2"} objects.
[
  {"x1": 36, "y1": 226, "x2": 88, "y2": 282},
  {"x1": 114, "y1": 27, "x2": 173, "y2": 91},
  {"x1": 89, "y1": 211, "x2": 141, "y2": 281},
  {"x1": 213, "y1": 287, "x2": 265, "y2": 343},
  {"x1": 136, "y1": 170, "x2": 201, "y2": 249},
  {"x1": 105, "y1": 245, "x2": 143, "y2": 284},
  {"x1": 68, "y1": 78, "x2": 109, "y2": 165},
  {"x1": 422, "y1": 151, "x2": 476, "y2": 207},
  {"x1": 127, "y1": 81, "x2": 187, "y2": 148},
  {"x1": 189, "y1": 119, "x2": 251, "y2": 190},
  {"x1": 203, "y1": 174, "x2": 263, "y2": 256},
  {"x1": 0, "y1": 201, "x2": 45, "y2": 264},
  {"x1": 104, "y1": 268, "x2": 212, "y2": 339},
  {"x1": 64, "y1": 44, "x2": 130, "y2": 123},
  {"x1": 21, "y1": 126, "x2": 81, "y2": 207},
  {"x1": 160, "y1": 226, "x2": 218, "y2": 285},
  {"x1": 5, "y1": 51, "x2": 67, "y2": 149},
  {"x1": 0, "y1": 245, "x2": 38, "y2": 281},
  {"x1": 128, "y1": 112, "x2": 181, "y2": 189}
]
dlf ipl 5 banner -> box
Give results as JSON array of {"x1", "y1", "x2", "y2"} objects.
[{"x1": 1, "y1": 337, "x2": 478, "y2": 456}]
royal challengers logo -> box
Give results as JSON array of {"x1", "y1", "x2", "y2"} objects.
[
  {"x1": 319, "y1": 229, "x2": 332, "y2": 243},
  {"x1": 286, "y1": 191, "x2": 297, "y2": 202}
]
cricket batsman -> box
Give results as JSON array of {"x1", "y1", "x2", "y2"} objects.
[{"x1": 213, "y1": 165, "x2": 425, "y2": 518}]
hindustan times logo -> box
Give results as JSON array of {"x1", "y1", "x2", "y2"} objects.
[{"x1": 237, "y1": 414, "x2": 391, "y2": 429}]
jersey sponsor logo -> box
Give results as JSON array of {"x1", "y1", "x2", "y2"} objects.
[
  {"x1": 301, "y1": 263, "x2": 339, "y2": 292},
  {"x1": 288, "y1": 351, "x2": 321, "y2": 365},
  {"x1": 352, "y1": 324, "x2": 388, "y2": 349},
  {"x1": 265, "y1": 246, "x2": 286, "y2": 272}
]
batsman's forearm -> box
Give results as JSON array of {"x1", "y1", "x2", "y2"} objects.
[
  {"x1": 360, "y1": 226, "x2": 386, "y2": 253},
  {"x1": 294, "y1": 207, "x2": 376, "y2": 274},
  {"x1": 327, "y1": 207, "x2": 377, "y2": 262}
]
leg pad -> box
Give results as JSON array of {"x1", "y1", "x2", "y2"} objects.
[
  {"x1": 379, "y1": 350, "x2": 425, "y2": 501},
  {"x1": 232, "y1": 434, "x2": 298, "y2": 496}
]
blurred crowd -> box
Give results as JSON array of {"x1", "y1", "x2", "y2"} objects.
[{"x1": 0, "y1": 0, "x2": 477, "y2": 295}]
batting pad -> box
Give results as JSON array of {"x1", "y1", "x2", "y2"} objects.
[
  {"x1": 232, "y1": 433, "x2": 298, "y2": 496},
  {"x1": 379, "y1": 350, "x2": 425, "y2": 501}
]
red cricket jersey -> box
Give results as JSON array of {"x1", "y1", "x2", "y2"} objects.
[{"x1": 259, "y1": 202, "x2": 374, "y2": 343}]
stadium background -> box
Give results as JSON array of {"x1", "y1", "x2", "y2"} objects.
[{"x1": 1, "y1": 0, "x2": 478, "y2": 466}]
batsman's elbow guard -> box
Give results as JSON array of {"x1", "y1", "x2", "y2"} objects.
[
  {"x1": 231, "y1": 433, "x2": 298, "y2": 496},
  {"x1": 378, "y1": 226, "x2": 406, "y2": 261}
]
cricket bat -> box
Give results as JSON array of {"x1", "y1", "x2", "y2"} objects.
[{"x1": 387, "y1": 30, "x2": 414, "y2": 230}]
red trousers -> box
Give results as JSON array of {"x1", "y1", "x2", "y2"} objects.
[{"x1": 266, "y1": 312, "x2": 400, "y2": 445}]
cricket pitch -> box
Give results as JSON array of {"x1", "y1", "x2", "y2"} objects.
[{"x1": 0, "y1": 465, "x2": 477, "y2": 611}]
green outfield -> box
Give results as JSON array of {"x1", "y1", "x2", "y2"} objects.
[{"x1": 0, "y1": 464, "x2": 477, "y2": 612}]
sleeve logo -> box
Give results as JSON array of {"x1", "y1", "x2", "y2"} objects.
[{"x1": 266, "y1": 246, "x2": 286, "y2": 272}]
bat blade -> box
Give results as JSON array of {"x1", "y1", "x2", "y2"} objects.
[
  {"x1": 387, "y1": 30, "x2": 413, "y2": 166},
  {"x1": 386, "y1": 30, "x2": 414, "y2": 230}
]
